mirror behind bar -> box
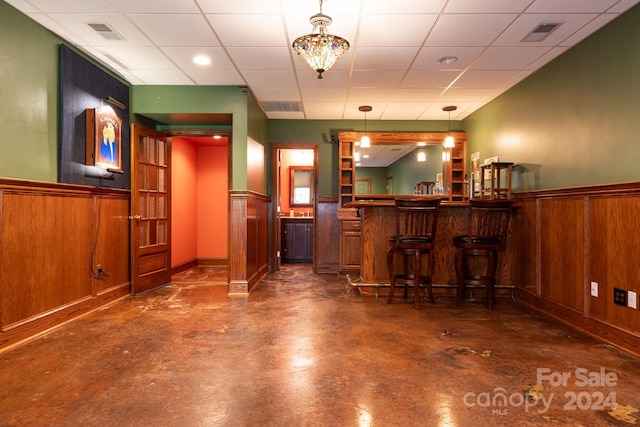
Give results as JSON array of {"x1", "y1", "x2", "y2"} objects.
[{"x1": 337, "y1": 131, "x2": 467, "y2": 203}]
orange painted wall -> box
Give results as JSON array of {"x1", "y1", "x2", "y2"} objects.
[
  {"x1": 197, "y1": 145, "x2": 228, "y2": 258},
  {"x1": 279, "y1": 149, "x2": 314, "y2": 216},
  {"x1": 171, "y1": 139, "x2": 228, "y2": 267},
  {"x1": 171, "y1": 138, "x2": 198, "y2": 267}
]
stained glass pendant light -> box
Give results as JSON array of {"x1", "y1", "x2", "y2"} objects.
[{"x1": 292, "y1": 0, "x2": 350, "y2": 79}]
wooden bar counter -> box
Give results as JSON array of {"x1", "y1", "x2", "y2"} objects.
[{"x1": 346, "y1": 197, "x2": 468, "y2": 286}]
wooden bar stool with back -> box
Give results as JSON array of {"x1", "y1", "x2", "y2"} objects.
[
  {"x1": 453, "y1": 199, "x2": 513, "y2": 310},
  {"x1": 387, "y1": 198, "x2": 441, "y2": 309}
]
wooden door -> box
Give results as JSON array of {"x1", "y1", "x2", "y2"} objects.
[{"x1": 130, "y1": 124, "x2": 171, "y2": 294}]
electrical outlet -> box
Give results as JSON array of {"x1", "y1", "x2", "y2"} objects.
[
  {"x1": 628, "y1": 291, "x2": 638, "y2": 309},
  {"x1": 613, "y1": 288, "x2": 627, "y2": 306},
  {"x1": 590, "y1": 281, "x2": 598, "y2": 297}
]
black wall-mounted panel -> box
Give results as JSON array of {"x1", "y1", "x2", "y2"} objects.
[{"x1": 59, "y1": 44, "x2": 130, "y2": 188}]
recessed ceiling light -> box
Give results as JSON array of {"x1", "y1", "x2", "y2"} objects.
[
  {"x1": 438, "y1": 56, "x2": 458, "y2": 65},
  {"x1": 193, "y1": 55, "x2": 211, "y2": 66}
]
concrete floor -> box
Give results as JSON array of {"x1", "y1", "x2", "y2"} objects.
[{"x1": 1, "y1": 264, "x2": 639, "y2": 426}]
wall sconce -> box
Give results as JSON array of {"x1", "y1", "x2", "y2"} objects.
[
  {"x1": 443, "y1": 105, "x2": 456, "y2": 148},
  {"x1": 102, "y1": 96, "x2": 126, "y2": 110}
]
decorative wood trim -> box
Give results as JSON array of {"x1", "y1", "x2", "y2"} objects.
[
  {"x1": 0, "y1": 179, "x2": 130, "y2": 352},
  {"x1": 510, "y1": 181, "x2": 640, "y2": 358},
  {"x1": 518, "y1": 289, "x2": 640, "y2": 358}
]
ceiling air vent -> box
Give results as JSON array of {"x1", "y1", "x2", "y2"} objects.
[
  {"x1": 260, "y1": 101, "x2": 302, "y2": 112},
  {"x1": 88, "y1": 22, "x2": 124, "y2": 41},
  {"x1": 522, "y1": 23, "x2": 562, "y2": 42}
]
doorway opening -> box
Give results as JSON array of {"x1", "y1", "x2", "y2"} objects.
[
  {"x1": 271, "y1": 144, "x2": 318, "y2": 271},
  {"x1": 170, "y1": 133, "x2": 231, "y2": 283}
]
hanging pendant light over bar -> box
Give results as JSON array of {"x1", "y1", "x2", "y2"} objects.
[
  {"x1": 359, "y1": 105, "x2": 372, "y2": 148},
  {"x1": 292, "y1": 0, "x2": 350, "y2": 79},
  {"x1": 443, "y1": 105, "x2": 457, "y2": 148}
]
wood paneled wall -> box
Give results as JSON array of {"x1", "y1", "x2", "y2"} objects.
[
  {"x1": 314, "y1": 197, "x2": 339, "y2": 274},
  {"x1": 229, "y1": 191, "x2": 269, "y2": 294},
  {"x1": 0, "y1": 179, "x2": 130, "y2": 352},
  {"x1": 510, "y1": 183, "x2": 640, "y2": 357}
]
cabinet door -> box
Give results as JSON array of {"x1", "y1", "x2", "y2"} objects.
[
  {"x1": 339, "y1": 220, "x2": 361, "y2": 272},
  {"x1": 281, "y1": 220, "x2": 313, "y2": 263}
]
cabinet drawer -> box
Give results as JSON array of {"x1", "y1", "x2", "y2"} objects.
[{"x1": 341, "y1": 220, "x2": 361, "y2": 231}]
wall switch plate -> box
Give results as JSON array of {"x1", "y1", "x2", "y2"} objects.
[
  {"x1": 590, "y1": 281, "x2": 598, "y2": 297},
  {"x1": 614, "y1": 288, "x2": 627, "y2": 306},
  {"x1": 628, "y1": 291, "x2": 637, "y2": 309}
]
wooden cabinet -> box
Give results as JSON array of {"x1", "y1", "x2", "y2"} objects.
[
  {"x1": 339, "y1": 140, "x2": 355, "y2": 207},
  {"x1": 338, "y1": 208, "x2": 361, "y2": 273},
  {"x1": 443, "y1": 140, "x2": 467, "y2": 201},
  {"x1": 281, "y1": 218, "x2": 313, "y2": 263}
]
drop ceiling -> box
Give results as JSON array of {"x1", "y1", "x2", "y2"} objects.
[{"x1": 6, "y1": 0, "x2": 639, "y2": 120}]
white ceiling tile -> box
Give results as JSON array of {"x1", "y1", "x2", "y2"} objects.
[
  {"x1": 99, "y1": 46, "x2": 177, "y2": 69},
  {"x1": 25, "y1": 0, "x2": 117, "y2": 13},
  {"x1": 357, "y1": 14, "x2": 438, "y2": 47},
  {"x1": 242, "y1": 70, "x2": 298, "y2": 87},
  {"x1": 412, "y1": 46, "x2": 485, "y2": 71},
  {"x1": 250, "y1": 87, "x2": 301, "y2": 101},
  {"x1": 131, "y1": 68, "x2": 194, "y2": 84},
  {"x1": 302, "y1": 102, "x2": 349, "y2": 119},
  {"x1": 527, "y1": 0, "x2": 620, "y2": 13},
  {"x1": 207, "y1": 14, "x2": 287, "y2": 47},
  {"x1": 226, "y1": 47, "x2": 292, "y2": 70},
  {"x1": 401, "y1": 70, "x2": 461, "y2": 88},
  {"x1": 199, "y1": 0, "x2": 287, "y2": 14},
  {"x1": 4, "y1": 0, "x2": 39, "y2": 13},
  {"x1": 128, "y1": 14, "x2": 218, "y2": 47},
  {"x1": 444, "y1": 0, "x2": 532, "y2": 13},
  {"x1": 493, "y1": 14, "x2": 599, "y2": 47},
  {"x1": 350, "y1": 71, "x2": 406, "y2": 87},
  {"x1": 362, "y1": 0, "x2": 447, "y2": 14},
  {"x1": 527, "y1": 46, "x2": 570, "y2": 69},
  {"x1": 471, "y1": 46, "x2": 553, "y2": 70},
  {"x1": 427, "y1": 14, "x2": 519, "y2": 47},
  {"x1": 348, "y1": 88, "x2": 398, "y2": 102},
  {"x1": 23, "y1": 13, "x2": 83, "y2": 44},
  {"x1": 300, "y1": 87, "x2": 349, "y2": 102},
  {"x1": 452, "y1": 70, "x2": 522, "y2": 88},
  {"x1": 296, "y1": 69, "x2": 351, "y2": 87},
  {"x1": 392, "y1": 88, "x2": 442, "y2": 102},
  {"x1": 162, "y1": 47, "x2": 235, "y2": 70},
  {"x1": 353, "y1": 47, "x2": 419, "y2": 71},
  {"x1": 49, "y1": 14, "x2": 152, "y2": 46},
  {"x1": 8, "y1": 0, "x2": 640, "y2": 120},
  {"x1": 111, "y1": 0, "x2": 199, "y2": 13},
  {"x1": 380, "y1": 102, "x2": 429, "y2": 120},
  {"x1": 184, "y1": 69, "x2": 245, "y2": 85}
]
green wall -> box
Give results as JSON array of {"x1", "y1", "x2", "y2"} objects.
[
  {"x1": 132, "y1": 85, "x2": 267, "y2": 191},
  {"x1": 4, "y1": 0, "x2": 640, "y2": 195},
  {"x1": 268, "y1": 120, "x2": 451, "y2": 197},
  {"x1": 0, "y1": 1, "x2": 61, "y2": 181},
  {"x1": 464, "y1": 4, "x2": 640, "y2": 191}
]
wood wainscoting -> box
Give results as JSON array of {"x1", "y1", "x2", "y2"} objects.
[
  {"x1": 510, "y1": 182, "x2": 640, "y2": 357},
  {"x1": 0, "y1": 179, "x2": 130, "y2": 352},
  {"x1": 228, "y1": 191, "x2": 269, "y2": 294},
  {"x1": 314, "y1": 197, "x2": 340, "y2": 274}
]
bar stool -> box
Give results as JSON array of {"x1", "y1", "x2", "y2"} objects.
[
  {"x1": 454, "y1": 199, "x2": 512, "y2": 310},
  {"x1": 387, "y1": 198, "x2": 441, "y2": 309}
]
